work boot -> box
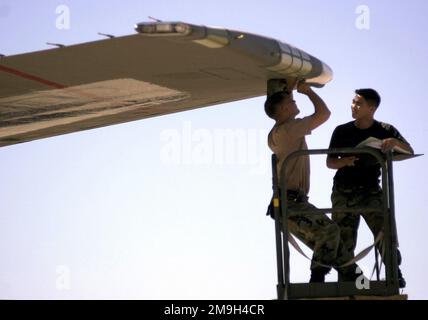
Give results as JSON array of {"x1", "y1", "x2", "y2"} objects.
[
  {"x1": 309, "y1": 267, "x2": 330, "y2": 283},
  {"x1": 397, "y1": 267, "x2": 406, "y2": 288},
  {"x1": 397, "y1": 249, "x2": 406, "y2": 288}
]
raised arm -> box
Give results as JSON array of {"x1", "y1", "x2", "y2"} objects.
[{"x1": 297, "y1": 81, "x2": 331, "y2": 130}]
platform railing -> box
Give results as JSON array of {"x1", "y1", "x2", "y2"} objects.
[{"x1": 271, "y1": 148, "x2": 399, "y2": 299}]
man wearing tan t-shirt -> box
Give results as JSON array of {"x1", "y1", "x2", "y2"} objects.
[{"x1": 265, "y1": 82, "x2": 356, "y2": 282}]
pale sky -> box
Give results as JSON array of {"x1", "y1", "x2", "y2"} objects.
[{"x1": 0, "y1": 0, "x2": 427, "y2": 299}]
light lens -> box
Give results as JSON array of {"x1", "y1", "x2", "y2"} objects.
[{"x1": 135, "y1": 22, "x2": 191, "y2": 35}]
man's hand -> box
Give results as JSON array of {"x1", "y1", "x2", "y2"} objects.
[
  {"x1": 297, "y1": 81, "x2": 313, "y2": 95},
  {"x1": 341, "y1": 156, "x2": 359, "y2": 167},
  {"x1": 381, "y1": 138, "x2": 399, "y2": 153},
  {"x1": 327, "y1": 156, "x2": 358, "y2": 169}
]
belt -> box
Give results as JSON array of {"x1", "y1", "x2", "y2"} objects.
[
  {"x1": 334, "y1": 184, "x2": 381, "y2": 194},
  {"x1": 266, "y1": 189, "x2": 307, "y2": 219}
]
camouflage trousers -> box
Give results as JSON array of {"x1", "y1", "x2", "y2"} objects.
[
  {"x1": 284, "y1": 198, "x2": 356, "y2": 273},
  {"x1": 331, "y1": 186, "x2": 384, "y2": 261}
]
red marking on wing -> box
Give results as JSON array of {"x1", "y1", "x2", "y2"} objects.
[{"x1": 0, "y1": 64, "x2": 67, "y2": 89}]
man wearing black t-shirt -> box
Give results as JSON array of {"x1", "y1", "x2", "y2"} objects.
[{"x1": 327, "y1": 88, "x2": 413, "y2": 288}]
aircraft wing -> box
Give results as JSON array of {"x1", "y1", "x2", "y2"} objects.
[{"x1": 0, "y1": 21, "x2": 333, "y2": 147}]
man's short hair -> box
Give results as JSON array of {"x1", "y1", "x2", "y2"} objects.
[
  {"x1": 355, "y1": 88, "x2": 381, "y2": 108},
  {"x1": 264, "y1": 91, "x2": 289, "y2": 119}
]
